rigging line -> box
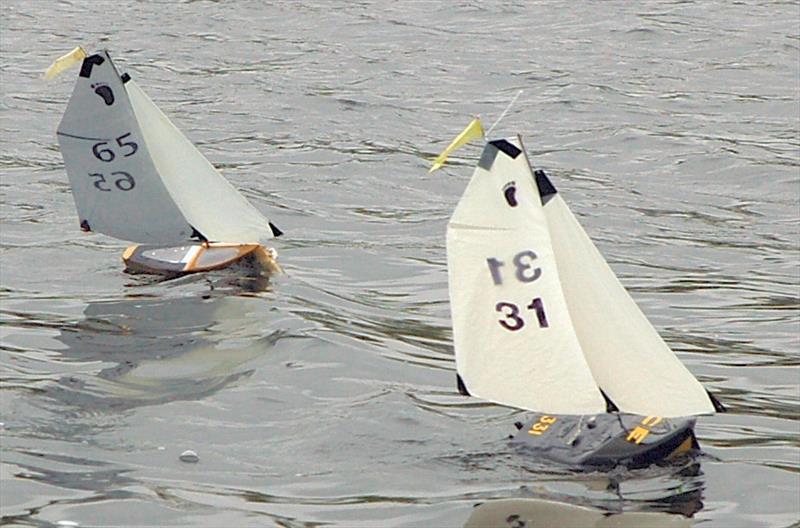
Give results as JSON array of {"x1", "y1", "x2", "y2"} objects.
[{"x1": 485, "y1": 89, "x2": 523, "y2": 137}]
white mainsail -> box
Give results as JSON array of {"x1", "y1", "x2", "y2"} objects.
[
  {"x1": 57, "y1": 51, "x2": 192, "y2": 243},
  {"x1": 57, "y1": 51, "x2": 277, "y2": 245},
  {"x1": 447, "y1": 137, "x2": 607, "y2": 415},
  {"x1": 448, "y1": 135, "x2": 716, "y2": 417}
]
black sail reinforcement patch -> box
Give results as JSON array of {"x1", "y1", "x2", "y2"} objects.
[
  {"x1": 534, "y1": 169, "x2": 558, "y2": 205},
  {"x1": 190, "y1": 226, "x2": 209, "y2": 243},
  {"x1": 456, "y1": 374, "x2": 471, "y2": 396},
  {"x1": 489, "y1": 139, "x2": 522, "y2": 159},
  {"x1": 79, "y1": 54, "x2": 105, "y2": 78},
  {"x1": 478, "y1": 140, "x2": 523, "y2": 171},
  {"x1": 600, "y1": 389, "x2": 620, "y2": 413},
  {"x1": 707, "y1": 390, "x2": 726, "y2": 412}
]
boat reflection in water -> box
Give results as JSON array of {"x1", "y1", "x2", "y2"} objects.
[
  {"x1": 458, "y1": 442, "x2": 705, "y2": 527},
  {"x1": 50, "y1": 274, "x2": 279, "y2": 411},
  {"x1": 464, "y1": 482, "x2": 703, "y2": 528}
]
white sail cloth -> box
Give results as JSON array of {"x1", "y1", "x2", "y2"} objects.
[
  {"x1": 447, "y1": 137, "x2": 606, "y2": 415},
  {"x1": 448, "y1": 136, "x2": 715, "y2": 417},
  {"x1": 57, "y1": 51, "x2": 276, "y2": 245},
  {"x1": 125, "y1": 81, "x2": 276, "y2": 244},
  {"x1": 544, "y1": 194, "x2": 714, "y2": 416},
  {"x1": 57, "y1": 51, "x2": 192, "y2": 243}
]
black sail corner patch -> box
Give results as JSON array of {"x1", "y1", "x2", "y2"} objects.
[
  {"x1": 79, "y1": 54, "x2": 106, "y2": 78},
  {"x1": 489, "y1": 139, "x2": 522, "y2": 159},
  {"x1": 600, "y1": 389, "x2": 620, "y2": 413},
  {"x1": 707, "y1": 390, "x2": 726, "y2": 413},
  {"x1": 269, "y1": 221, "x2": 283, "y2": 237},
  {"x1": 534, "y1": 169, "x2": 558, "y2": 204},
  {"x1": 478, "y1": 139, "x2": 523, "y2": 171},
  {"x1": 456, "y1": 374, "x2": 471, "y2": 396},
  {"x1": 190, "y1": 226, "x2": 209, "y2": 243}
]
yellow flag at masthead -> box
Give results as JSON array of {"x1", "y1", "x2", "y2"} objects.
[
  {"x1": 44, "y1": 46, "x2": 87, "y2": 80},
  {"x1": 429, "y1": 118, "x2": 485, "y2": 172}
]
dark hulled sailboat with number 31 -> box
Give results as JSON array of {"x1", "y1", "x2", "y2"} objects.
[{"x1": 436, "y1": 122, "x2": 724, "y2": 468}]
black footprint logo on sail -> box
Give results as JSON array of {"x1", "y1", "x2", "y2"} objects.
[
  {"x1": 91, "y1": 83, "x2": 114, "y2": 106},
  {"x1": 503, "y1": 181, "x2": 518, "y2": 207}
]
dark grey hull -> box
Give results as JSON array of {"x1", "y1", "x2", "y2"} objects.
[{"x1": 511, "y1": 413, "x2": 698, "y2": 469}]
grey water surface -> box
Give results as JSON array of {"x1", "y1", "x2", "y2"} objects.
[{"x1": 1, "y1": 1, "x2": 798, "y2": 527}]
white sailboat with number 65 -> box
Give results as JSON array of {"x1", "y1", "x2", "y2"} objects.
[
  {"x1": 49, "y1": 47, "x2": 281, "y2": 275},
  {"x1": 433, "y1": 120, "x2": 725, "y2": 468}
]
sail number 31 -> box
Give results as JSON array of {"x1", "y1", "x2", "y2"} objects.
[
  {"x1": 486, "y1": 250, "x2": 541, "y2": 285},
  {"x1": 487, "y1": 250, "x2": 549, "y2": 331}
]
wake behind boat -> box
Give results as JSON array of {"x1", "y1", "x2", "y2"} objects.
[
  {"x1": 434, "y1": 122, "x2": 724, "y2": 468},
  {"x1": 51, "y1": 48, "x2": 281, "y2": 275}
]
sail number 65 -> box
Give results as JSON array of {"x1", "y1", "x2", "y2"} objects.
[
  {"x1": 92, "y1": 132, "x2": 138, "y2": 162},
  {"x1": 89, "y1": 171, "x2": 136, "y2": 191}
]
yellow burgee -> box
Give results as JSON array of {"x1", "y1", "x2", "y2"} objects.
[
  {"x1": 43, "y1": 46, "x2": 87, "y2": 80},
  {"x1": 429, "y1": 117, "x2": 485, "y2": 172}
]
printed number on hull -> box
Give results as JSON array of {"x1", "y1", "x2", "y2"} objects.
[{"x1": 528, "y1": 415, "x2": 557, "y2": 436}]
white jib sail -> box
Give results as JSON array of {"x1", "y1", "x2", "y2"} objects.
[
  {"x1": 125, "y1": 80, "x2": 276, "y2": 244},
  {"x1": 543, "y1": 193, "x2": 715, "y2": 417},
  {"x1": 56, "y1": 51, "x2": 193, "y2": 243},
  {"x1": 447, "y1": 137, "x2": 606, "y2": 415}
]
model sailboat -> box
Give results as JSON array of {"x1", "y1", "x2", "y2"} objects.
[
  {"x1": 434, "y1": 122, "x2": 724, "y2": 468},
  {"x1": 50, "y1": 48, "x2": 281, "y2": 275}
]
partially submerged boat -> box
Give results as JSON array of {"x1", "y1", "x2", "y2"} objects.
[
  {"x1": 50, "y1": 48, "x2": 281, "y2": 275},
  {"x1": 435, "y1": 122, "x2": 724, "y2": 468}
]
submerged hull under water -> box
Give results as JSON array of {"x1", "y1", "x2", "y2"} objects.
[
  {"x1": 122, "y1": 242, "x2": 281, "y2": 276},
  {"x1": 511, "y1": 412, "x2": 698, "y2": 469}
]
